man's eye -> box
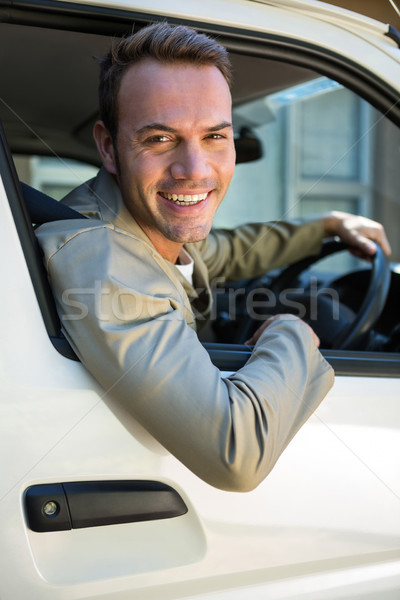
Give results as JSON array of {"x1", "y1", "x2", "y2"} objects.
[
  {"x1": 207, "y1": 134, "x2": 224, "y2": 140},
  {"x1": 147, "y1": 135, "x2": 170, "y2": 143}
]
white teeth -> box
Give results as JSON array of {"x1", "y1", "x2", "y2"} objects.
[{"x1": 162, "y1": 192, "x2": 208, "y2": 205}]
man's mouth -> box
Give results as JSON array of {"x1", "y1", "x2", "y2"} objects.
[{"x1": 160, "y1": 192, "x2": 208, "y2": 206}]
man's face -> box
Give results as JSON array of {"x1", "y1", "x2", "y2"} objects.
[{"x1": 100, "y1": 59, "x2": 235, "y2": 261}]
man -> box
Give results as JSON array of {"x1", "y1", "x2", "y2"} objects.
[{"x1": 36, "y1": 22, "x2": 390, "y2": 491}]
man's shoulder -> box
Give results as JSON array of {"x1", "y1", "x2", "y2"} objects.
[
  {"x1": 35, "y1": 218, "x2": 195, "y2": 325},
  {"x1": 35, "y1": 219, "x2": 155, "y2": 267}
]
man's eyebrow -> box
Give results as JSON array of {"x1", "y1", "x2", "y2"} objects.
[
  {"x1": 207, "y1": 121, "x2": 233, "y2": 132},
  {"x1": 135, "y1": 121, "x2": 233, "y2": 137},
  {"x1": 135, "y1": 123, "x2": 177, "y2": 137}
]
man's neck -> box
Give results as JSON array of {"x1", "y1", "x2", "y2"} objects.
[{"x1": 140, "y1": 226, "x2": 183, "y2": 263}]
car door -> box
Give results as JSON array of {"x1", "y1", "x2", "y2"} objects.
[{"x1": 0, "y1": 1, "x2": 399, "y2": 599}]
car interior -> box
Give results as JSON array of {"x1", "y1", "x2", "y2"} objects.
[{"x1": 1, "y1": 7, "x2": 400, "y2": 376}]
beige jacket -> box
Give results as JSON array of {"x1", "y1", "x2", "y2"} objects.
[{"x1": 36, "y1": 168, "x2": 334, "y2": 491}]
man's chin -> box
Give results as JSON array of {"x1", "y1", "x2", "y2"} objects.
[{"x1": 166, "y1": 224, "x2": 213, "y2": 244}]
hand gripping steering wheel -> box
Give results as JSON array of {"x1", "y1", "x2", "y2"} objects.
[{"x1": 238, "y1": 240, "x2": 390, "y2": 350}]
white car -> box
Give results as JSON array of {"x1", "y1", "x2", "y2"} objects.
[{"x1": 1, "y1": 1, "x2": 400, "y2": 598}]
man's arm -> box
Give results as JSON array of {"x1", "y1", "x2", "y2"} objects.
[
  {"x1": 37, "y1": 221, "x2": 333, "y2": 492},
  {"x1": 197, "y1": 218, "x2": 325, "y2": 283},
  {"x1": 196, "y1": 212, "x2": 391, "y2": 284}
]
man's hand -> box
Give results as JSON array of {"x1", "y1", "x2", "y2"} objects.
[
  {"x1": 244, "y1": 212, "x2": 391, "y2": 348},
  {"x1": 322, "y1": 211, "x2": 391, "y2": 259},
  {"x1": 245, "y1": 314, "x2": 320, "y2": 347}
]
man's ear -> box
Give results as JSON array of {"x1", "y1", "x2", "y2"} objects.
[{"x1": 93, "y1": 120, "x2": 118, "y2": 175}]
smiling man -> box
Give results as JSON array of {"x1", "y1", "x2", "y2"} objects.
[
  {"x1": 94, "y1": 58, "x2": 235, "y2": 262},
  {"x1": 36, "y1": 22, "x2": 390, "y2": 491}
]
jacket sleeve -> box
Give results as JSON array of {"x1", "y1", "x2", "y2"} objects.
[
  {"x1": 197, "y1": 218, "x2": 325, "y2": 282},
  {"x1": 38, "y1": 222, "x2": 334, "y2": 492}
]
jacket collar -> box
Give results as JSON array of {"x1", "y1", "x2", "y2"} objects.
[{"x1": 63, "y1": 167, "x2": 213, "y2": 317}]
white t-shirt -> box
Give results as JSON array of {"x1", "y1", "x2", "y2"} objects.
[{"x1": 175, "y1": 247, "x2": 194, "y2": 285}]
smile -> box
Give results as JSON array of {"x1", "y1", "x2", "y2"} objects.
[{"x1": 160, "y1": 192, "x2": 208, "y2": 206}]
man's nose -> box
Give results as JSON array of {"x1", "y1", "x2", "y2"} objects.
[{"x1": 170, "y1": 142, "x2": 212, "y2": 180}]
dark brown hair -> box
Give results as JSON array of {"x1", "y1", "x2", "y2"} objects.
[{"x1": 98, "y1": 22, "x2": 232, "y2": 144}]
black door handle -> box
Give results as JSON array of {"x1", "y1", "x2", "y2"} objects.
[{"x1": 24, "y1": 480, "x2": 188, "y2": 532}]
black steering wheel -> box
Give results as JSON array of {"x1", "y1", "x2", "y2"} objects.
[{"x1": 236, "y1": 240, "x2": 391, "y2": 350}]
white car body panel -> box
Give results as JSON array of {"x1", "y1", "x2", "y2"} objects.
[{"x1": 0, "y1": 0, "x2": 400, "y2": 598}]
